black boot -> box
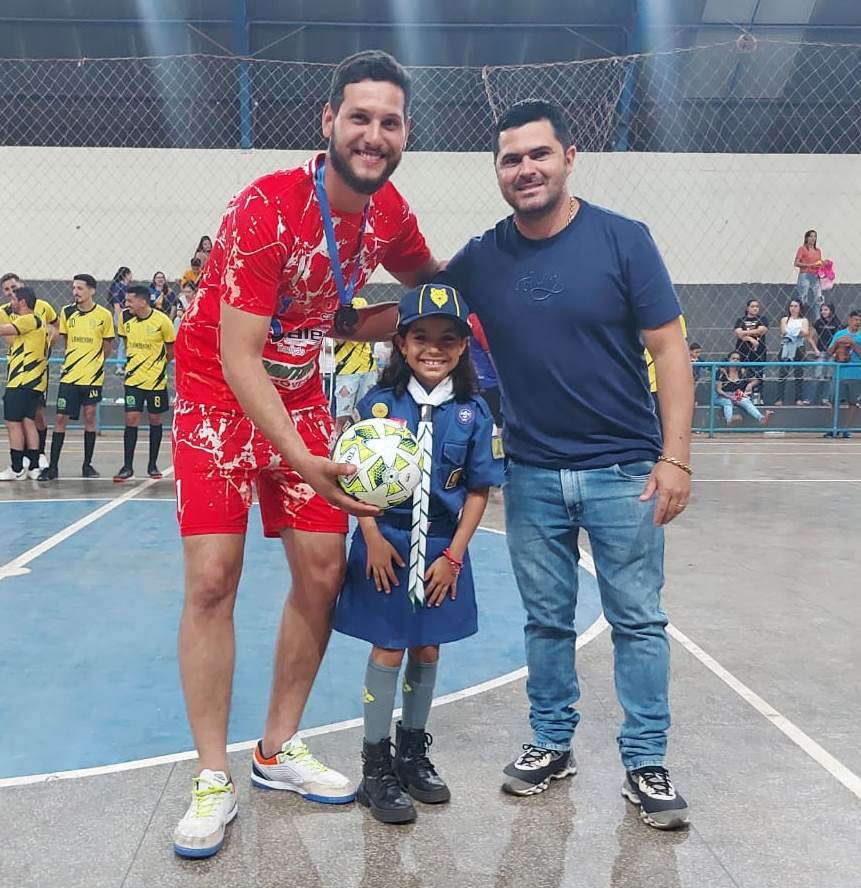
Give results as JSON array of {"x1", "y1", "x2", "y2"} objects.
[
  {"x1": 356, "y1": 738, "x2": 416, "y2": 824},
  {"x1": 394, "y1": 722, "x2": 451, "y2": 804}
]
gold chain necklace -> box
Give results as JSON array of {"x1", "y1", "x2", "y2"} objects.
[{"x1": 566, "y1": 196, "x2": 578, "y2": 226}]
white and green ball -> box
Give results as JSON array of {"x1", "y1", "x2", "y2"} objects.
[{"x1": 333, "y1": 417, "x2": 424, "y2": 509}]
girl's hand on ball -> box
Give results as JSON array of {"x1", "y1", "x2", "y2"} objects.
[
  {"x1": 296, "y1": 455, "x2": 381, "y2": 518},
  {"x1": 365, "y1": 535, "x2": 405, "y2": 593},
  {"x1": 424, "y1": 557, "x2": 458, "y2": 607}
]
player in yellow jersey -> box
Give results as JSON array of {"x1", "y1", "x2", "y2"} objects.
[
  {"x1": 38, "y1": 274, "x2": 115, "y2": 480},
  {"x1": 113, "y1": 285, "x2": 176, "y2": 481},
  {"x1": 333, "y1": 296, "x2": 378, "y2": 435},
  {"x1": 1, "y1": 272, "x2": 59, "y2": 467},
  {"x1": 0, "y1": 288, "x2": 47, "y2": 480}
]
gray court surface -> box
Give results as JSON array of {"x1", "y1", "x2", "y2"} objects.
[{"x1": 0, "y1": 434, "x2": 859, "y2": 888}]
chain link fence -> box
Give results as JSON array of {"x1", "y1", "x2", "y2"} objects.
[{"x1": 1, "y1": 37, "x2": 860, "y2": 412}]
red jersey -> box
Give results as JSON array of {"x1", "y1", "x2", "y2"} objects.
[{"x1": 175, "y1": 154, "x2": 431, "y2": 410}]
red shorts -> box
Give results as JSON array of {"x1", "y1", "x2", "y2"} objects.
[{"x1": 172, "y1": 398, "x2": 349, "y2": 538}]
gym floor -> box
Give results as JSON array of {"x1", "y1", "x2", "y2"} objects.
[{"x1": 0, "y1": 433, "x2": 858, "y2": 888}]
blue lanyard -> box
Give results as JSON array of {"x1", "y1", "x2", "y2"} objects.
[{"x1": 314, "y1": 157, "x2": 369, "y2": 308}]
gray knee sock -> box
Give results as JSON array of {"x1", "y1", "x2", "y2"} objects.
[
  {"x1": 363, "y1": 658, "x2": 401, "y2": 744},
  {"x1": 401, "y1": 657, "x2": 438, "y2": 731}
]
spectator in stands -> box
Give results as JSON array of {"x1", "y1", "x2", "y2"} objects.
[
  {"x1": 794, "y1": 229, "x2": 823, "y2": 311},
  {"x1": 177, "y1": 280, "x2": 197, "y2": 313},
  {"x1": 468, "y1": 312, "x2": 503, "y2": 428},
  {"x1": 814, "y1": 302, "x2": 841, "y2": 405},
  {"x1": 824, "y1": 309, "x2": 861, "y2": 439},
  {"x1": 733, "y1": 299, "x2": 768, "y2": 400},
  {"x1": 194, "y1": 235, "x2": 212, "y2": 266},
  {"x1": 715, "y1": 351, "x2": 774, "y2": 427},
  {"x1": 775, "y1": 298, "x2": 819, "y2": 406},
  {"x1": 180, "y1": 257, "x2": 203, "y2": 287},
  {"x1": 1, "y1": 272, "x2": 59, "y2": 467},
  {"x1": 333, "y1": 296, "x2": 377, "y2": 436},
  {"x1": 109, "y1": 266, "x2": 132, "y2": 375},
  {"x1": 149, "y1": 271, "x2": 177, "y2": 320}
]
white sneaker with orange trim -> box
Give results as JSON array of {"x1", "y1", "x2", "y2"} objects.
[
  {"x1": 173, "y1": 769, "x2": 238, "y2": 859},
  {"x1": 251, "y1": 734, "x2": 356, "y2": 804}
]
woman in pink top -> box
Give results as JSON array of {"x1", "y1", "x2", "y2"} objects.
[{"x1": 794, "y1": 229, "x2": 822, "y2": 310}]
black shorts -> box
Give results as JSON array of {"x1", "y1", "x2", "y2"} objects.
[
  {"x1": 124, "y1": 386, "x2": 169, "y2": 414},
  {"x1": 2, "y1": 387, "x2": 41, "y2": 422},
  {"x1": 56, "y1": 382, "x2": 103, "y2": 420}
]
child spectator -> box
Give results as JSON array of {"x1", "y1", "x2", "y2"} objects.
[
  {"x1": 824, "y1": 309, "x2": 861, "y2": 438},
  {"x1": 333, "y1": 285, "x2": 502, "y2": 825},
  {"x1": 716, "y1": 351, "x2": 774, "y2": 427},
  {"x1": 794, "y1": 229, "x2": 823, "y2": 310},
  {"x1": 180, "y1": 257, "x2": 203, "y2": 287}
]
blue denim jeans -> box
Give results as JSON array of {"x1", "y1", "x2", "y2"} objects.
[
  {"x1": 796, "y1": 272, "x2": 821, "y2": 307},
  {"x1": 715, "y1": 395, "x2": 764, "y2": 424},
  {"x1": 504, "y1": 458, "x2": 669, "y2": 771}
]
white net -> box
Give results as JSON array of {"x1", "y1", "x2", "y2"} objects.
[{"x1": 1, "y1": 39, "x2": 860, "y2": 418}]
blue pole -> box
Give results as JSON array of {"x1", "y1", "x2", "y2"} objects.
[
  {"x1": 614, "y1": 1, "x2": 642, "y2": 151},
  {"x1": 707, "y1": 362, "x2": 717, "y2": 438},
  {"x1": 233, "y1": 0, "x2": 252, "y2": 150}
]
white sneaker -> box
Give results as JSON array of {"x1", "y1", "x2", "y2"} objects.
[
  {"x1": 173, "y1": 770, "x2": 237, "y2": 859},
  {"x1": 38, "y1": 453, "x2": 49, "y2": 469},
  {"x1": 27, "y1": 467, "x2": 41, "y2": 480},
  {"x1": 251, "y1": 734, "x2": 356, "y2": 804},
  {"x1": 0, "y1": 466, "x2": 26, "y2": 481}
]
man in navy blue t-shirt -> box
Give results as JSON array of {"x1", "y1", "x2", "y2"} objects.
[{"x1": 442, "y1": 100, "x2": 693, "y2": 830}]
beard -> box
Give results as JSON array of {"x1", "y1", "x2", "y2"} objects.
[
  {"x1": 504, "y1": 178, "x2": 567, "y2": 219},
  {"x1": 327, "y1": 130, "x2": 400, "y2": 196}
]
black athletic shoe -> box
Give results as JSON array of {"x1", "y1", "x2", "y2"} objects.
[
  {"x1": 147, "y1": 464, "x2": 163, "y2": 480},
  {"x1": 622, "y1": 766, "x2": 689, "y2": 830},
  {"x1": 113, "y1": 466, "x2": 134, "y2": 483},
  {"x1": 37, "y1": 466, "x2": 58, "y2": 481},
  {"x1": 394, "y1": 722, "x2": 450, "y2": 804},
  {"x1": 81, "y1": 464, "x2": 100, "y2": 479},
  {"x1": 356, "y1": 738, "x2": 416, "y2": 824},
  {"x1": 501, "y1": 744, "x2": 577, "y2": 796}
]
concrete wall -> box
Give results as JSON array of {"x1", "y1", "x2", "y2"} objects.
[{"x1": 2, "y1": 147, "x2": 859, "y2": 286}]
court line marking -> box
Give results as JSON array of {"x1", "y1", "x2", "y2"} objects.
[
  {"x1": 0, "y1": 497, "x2": 175, "y2": 504},
  {"x1": 667, "y1": 625, "x2": 861, "y2": 800},
  {"x1": 0, "y1": 469, "x2": 174, "y2": 582},
  {"x1": 4, "y1": 518, "x2": 857, "y2": 798},
  {"x1": 0, "y1": 616, "x2": 610, "y2": 788},
  {"x1": 693, "y1": 478, "x2": 861, "y2": 482}
]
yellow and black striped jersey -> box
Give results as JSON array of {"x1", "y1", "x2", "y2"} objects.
[
  {"x1": 58, "y1": 303, "x2": 115, "y2": 386},
  {"x1": 334, "y1": 340, "x2": 375, "y2": 376},
  {"x1": 3, "y1": 312, "x2": 48, "y2": 391},
  {"x1": 0, "y1": 297, "x2": 57, "y2": 328},
  {"x1": 119, "y1": 309, "x2": 176, "y2": 390}
]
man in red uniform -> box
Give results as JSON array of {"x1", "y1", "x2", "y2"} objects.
[{"x1": 171, "y1": 51, "x2": 440, "y2": 859}]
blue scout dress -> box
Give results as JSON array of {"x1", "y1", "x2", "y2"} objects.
[{"x1": 333, "y1": 384, "x2": 504, "y2": 649}]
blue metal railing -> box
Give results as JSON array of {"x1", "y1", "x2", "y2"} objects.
[
  {"x1": 694, "y1": 360, "x2": 859, "y2": 437},
  {"x1": 2, "y1": 356, "x2": 860, "y2": 436}
]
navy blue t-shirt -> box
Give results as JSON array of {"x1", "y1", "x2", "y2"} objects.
[{"x1": 442, "y1": 200, "x2": 681, "y2": 470}]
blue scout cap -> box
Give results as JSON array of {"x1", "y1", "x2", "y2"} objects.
[{"x1": 397, "y1": 284, "x2": 471, "y2": 334}]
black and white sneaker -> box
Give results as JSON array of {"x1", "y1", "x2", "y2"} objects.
[
  {"x1": 622, "y1": 766, "x2": 689, "y2": 830},
  {"x1": 501, "y1": 744, "x2": 576, "y2": 796}
]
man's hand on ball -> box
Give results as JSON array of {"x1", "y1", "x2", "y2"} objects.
[{"x1": 295, "y1": 454, "x2": 381, "y2": 518}]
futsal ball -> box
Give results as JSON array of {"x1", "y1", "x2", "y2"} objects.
[{"x1": 333, "y1": 417, "x2": 423, "y2": 509}]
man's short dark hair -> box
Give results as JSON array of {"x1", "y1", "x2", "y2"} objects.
[
  {"x1": 689, "y1": 342, "x2": 702, "y2": 351},
  {"x1": 190, "y1": 257, "x2": 202, "y2": 267},
  {"x1": 850, "y1": 309, "x2": 861, "y2": 319},
  {"x1": 14, "y1": 286, "x2": 37, "y2": 309},
  {"x1": 1, "y1": 272, "x2": 21, "y2": 286},
  {"x1": 746, "y1": 298, "x2": 759, "y2": 307},
  {"x1": 329, "y1": 50, "x2": 411, "y2": 115},
  {"x1": 127, "y1": 285, "x2": 150, "y2": 301},
  {"x1": 493, "y1": 99, "x2": 573, "y2": 156},
  {"x1": 74, "y1": 273, "x2": 97, "y2": 290}
]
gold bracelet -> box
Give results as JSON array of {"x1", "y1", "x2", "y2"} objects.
[{"x1": 657, "y1": 455, "x2": 693, "y2": 476}]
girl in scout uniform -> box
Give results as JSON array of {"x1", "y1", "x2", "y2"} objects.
[{"x1": 333, "y1": 284, "x2": 503, "y2": 825}]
